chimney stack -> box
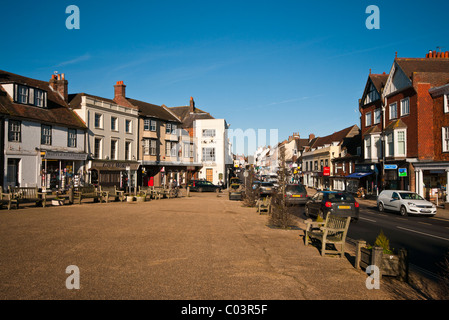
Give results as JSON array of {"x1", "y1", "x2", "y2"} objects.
[
  {"x1": 50, "y1": 73, "x2": 68, "y2": 102},
  {"x1": 114, "y1": 80, "x2": 126, "y2": 99},
  {"x1": 309, "y1": 133, "x2": 315, "y2": 141},
  {"x1": 190, "y1": 96, "x2": 195, "y2": 112}
]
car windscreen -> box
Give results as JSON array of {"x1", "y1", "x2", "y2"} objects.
[
  {"x1": 327, "y1": 193, "x2": 355, "y2": 202},
  {"x1": 399, "y1": 193, "x2": 424, "y2": 200},
  {"x1": 261, "y1": 182, "x2": 274, "y2": 186},
  {"x1": 286, "y1": 185, "x2": 306, "y2": 193}
]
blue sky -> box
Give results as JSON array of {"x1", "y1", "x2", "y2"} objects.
[{"x1": 2, "y1": 0, "x2": 449, "y2": 154}]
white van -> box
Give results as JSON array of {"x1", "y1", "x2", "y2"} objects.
[{"x1": 377, "y1": 190, "x2": 436, "y2": 216}]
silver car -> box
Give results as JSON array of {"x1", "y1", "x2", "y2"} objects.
[{"x1": 377, "y1": 190, "x2": 437, "y2": 216}]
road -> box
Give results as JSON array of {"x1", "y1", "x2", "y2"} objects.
[{"x1": 290, "y1": 202, "x2": 449, "y2": 281}]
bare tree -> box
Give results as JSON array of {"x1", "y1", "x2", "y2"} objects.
[
  {"x1": 242, "y1": 166, "x2": 258, "y2": 207},
  {"x1": 269, "y1": 147, "x2": 294, "y2": 228}
]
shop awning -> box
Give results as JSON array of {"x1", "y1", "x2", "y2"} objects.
[{"x1": 345, "y1": 172, "x2": 374, "y2": 179}]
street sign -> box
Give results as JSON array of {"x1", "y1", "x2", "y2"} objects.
[
  {"x1": 384, "y1": 164, "x2": 398, "y2": 170},
  {"x1": 398, "y1": 168, "x2": 407, "y2": 177}
]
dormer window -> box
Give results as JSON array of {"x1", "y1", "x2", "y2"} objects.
[
  {"x1": 18, "y1": 85, "x2": 29, "y2": 104},
  {"x1": 14, "y1": 84, "x2": 47, "y2": 107}
]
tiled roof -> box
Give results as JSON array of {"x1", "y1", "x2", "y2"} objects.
[
  {"x1": 169, "y1": 105, "x2": 214, "y2": 128},
  {"x1": 385, "y1": 119, "x2": 407, "y2": 131},
  {"x1": 0, "y1": 70, "x2": 86, "y2": 129},
  {"x1": 396, "y1": 58, "x2": 449, "y2": 79},
  {"x1": 370, "y1": 73, "x2": 388, "y2": 94},
  {"x1": 127, "y1": 98, "x2": 181, "y2": 123},
  {"x1": 68, "y1": 93, "x2": 181, "y2": 123},
  {"x1": 310, "y1": 125, "x2": 359, "y2": 148}
]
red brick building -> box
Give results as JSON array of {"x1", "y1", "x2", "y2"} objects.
[{"x1": 359, "y1": 51, "x2": 449, "y2": 201}]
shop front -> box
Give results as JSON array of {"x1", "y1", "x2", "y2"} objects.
[
  {"x1": 382, "y1": 161, "x2": 410, "y2": 191},
  {"x1": 40, "y1": 150, "x2": 88, "y2": 191},
  {"x1": 413, "y1": 162, "x2": 449, "y2": 203},
  {"x1": 89, "y1": 160, "x2": 140, "y2": 191},
  {"x1": 139, "y1": 161, "x2": 202, "y2": 188}
]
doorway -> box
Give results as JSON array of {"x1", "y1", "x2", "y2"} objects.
[
  {"x1": 206, "y1": 168, "x2": 213, "y2": 182},
  {"x1": 7, "y1": 158, "x2": 20, "y2": 187}
]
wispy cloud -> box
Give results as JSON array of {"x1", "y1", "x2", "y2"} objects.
[
  {"x1": 54, "y1": 53, "x2": 91, "y2": 67},
  {"x1": 244, "y1": 94, "x2": 325, "y2": 111}
]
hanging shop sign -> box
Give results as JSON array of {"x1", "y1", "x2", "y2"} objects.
[{"x1": 43, "y1": 151, "x2": 88, "y2": 161}]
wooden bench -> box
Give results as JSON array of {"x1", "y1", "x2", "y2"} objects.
[
  {"x1": 73, "y1": 186, "x2": 103, "y2": 204},
  {"x1": 256, "y1": 196, "x2": 271, "y2": 214},
  {"x1": 9, "y1": 187, "x2": 47, "y2": 209},
  {"x1": 304, "y1": 214, "x2": 351, "y2": 258},
  {"x1": 0, "y1": 186, "x2": 19, "y2": 210},
  {"x1": 137, "y1": 186, "x2": 153, "y2": 201},
  {"x1": 152, "y1": 186, "x2": 171, "y2": 199},
  {"x1": 99, "y1": 186, "x2": 125, "y2": 202}
]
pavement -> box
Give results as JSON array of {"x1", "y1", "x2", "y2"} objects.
[{"x1": 0, "y1": 190, "x2": 442, "y2": 301}]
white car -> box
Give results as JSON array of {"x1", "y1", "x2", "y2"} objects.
[{"x1": 377, "y1": 190, "x2": 437, "y2": 216}]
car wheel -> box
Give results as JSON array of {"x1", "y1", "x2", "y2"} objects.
[
  {"x1": 378, "y1": 202, "x2": 384, "y2": 212},
  {"x1": 400, "y1": 206, "x2": 408, "y2": 216}
]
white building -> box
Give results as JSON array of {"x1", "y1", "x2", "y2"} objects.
[
  {"x1": 194, "y1": 119, "x2": 233, "y2": 185},
  {"x1": 69, "y1": 81, "x2": 139, "y2": 188},
  {"x1": 1, "y1": 71, "x2": 87, "y2": 189}
]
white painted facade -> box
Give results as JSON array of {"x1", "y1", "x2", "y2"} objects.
[
  {"x1": 4, "y1": 118, "x2": 86, "y2": 188},
  {"x1": 71, "y1": 95, "x2": 139, "y2": 188},
  {"x1": 194, "y1": 119, "x2": 233, "y2": 185},
  {"x1": 73, "y1": 95, "x2": 139, "y2": 161}
]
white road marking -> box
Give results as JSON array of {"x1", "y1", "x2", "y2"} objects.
[
  {"x1": 359, "y1": 216, "x2": 377, "y2": 223},
  {"x1": 396, "y1": 226, "x2": 449, "y2": 242}
]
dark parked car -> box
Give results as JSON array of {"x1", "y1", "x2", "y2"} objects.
[
  {"x1": 229, "y1": 177, "x2": 244, "y2": 200},
  {"x1": 259, "y1": 182, "x2": 275, "y2": 196},
  {"x1": 285, "y1": 184, "x2": 308, "y2": 206},
  {"x1": 187, "y1": 180, "x2": 221, "y2": 192},
  {"x1": 304, "y1": 191, "x2": 359, "y2": 221}
]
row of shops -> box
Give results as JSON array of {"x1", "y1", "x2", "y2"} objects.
[
  {"x1": 302, "y1": 161, "x2": 449, "y2": 203},
  {"x1": 5, "y1": 150, "x2": 203, "y2": 192}
]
